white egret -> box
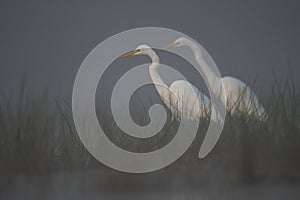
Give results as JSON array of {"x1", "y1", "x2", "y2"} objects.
[
  {"x1": 120, "y1": 45, "x2": 212, "y2": 120},
  {"x1": 164, "y1": 37, "x2": 267, "y2": 120}
]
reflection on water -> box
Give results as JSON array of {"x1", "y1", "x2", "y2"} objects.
[{"x1": 1, "y1": 169, "x2": 300, "y2": 200}]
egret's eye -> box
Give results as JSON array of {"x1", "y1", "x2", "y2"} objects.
[{"x1": 136, "y1": 49, "x2": 140, "y2": 52}]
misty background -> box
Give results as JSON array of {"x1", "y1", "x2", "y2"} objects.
[
  {"x1": 0, "y1": 0, "x2": 299, "y2": 102},
  {"x1": 1, "y1": 1, "x2": 300, "y2": 199}
]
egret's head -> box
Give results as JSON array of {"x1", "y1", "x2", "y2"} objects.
[
  {"x1": 173, "y1": 37, "x2": 189, "y2": 47},
  {"x1": 163, "y1": 37, "x2": 191, "y2": 50},
  {"x1": 119, "y1": 44, "x2": 152, "y2": 58}
]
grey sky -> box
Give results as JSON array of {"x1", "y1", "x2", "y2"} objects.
[{"x1": 0, "y1": 0, "x2": 299, "y2": 101}]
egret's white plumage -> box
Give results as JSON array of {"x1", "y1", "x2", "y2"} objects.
[
  {"x1": 120, "y1": 45, "x2": 211, "y2": 120},
  {"x1": 165, "y1": 37, "x2": 267, "y2": 120}
]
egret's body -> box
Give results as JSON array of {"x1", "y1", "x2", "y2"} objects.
[
  {"x1": 165, "y1": 37, "x2": 267, "y2": 120},
  {"x1": 169, "y1": 80, "x2": 211, "y2": 120},
  {"x1": 222, "y1": 76, "x2": 266, "y2": 117},
  {"x1": 120, "y1": 45, "x2": 211, "y2": 120}
]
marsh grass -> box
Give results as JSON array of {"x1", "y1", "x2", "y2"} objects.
[{"x1": 0, "y1": 74, "x2": 299, "y2": 184}]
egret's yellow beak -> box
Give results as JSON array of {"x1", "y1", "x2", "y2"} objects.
[
  {"x1": 119, "y1": 49, "x2": 139, "y2": 58},
  {"x1": 161, "y1": 43, "x2": 175, "y2": 51}
]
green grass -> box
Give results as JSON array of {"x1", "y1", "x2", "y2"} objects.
[{"x1": 0, "y1": 74, "x2": 299, "y2": 184}]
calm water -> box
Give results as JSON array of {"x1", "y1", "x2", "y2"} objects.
[{"x1": 2, "y1": 169, "x2": 300, "y2": 200}]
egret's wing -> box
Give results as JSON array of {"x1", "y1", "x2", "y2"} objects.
[
  {"x1": 170, "y1": 80, "x2": 211, "y2": 119},
  {"x1": 222, "y1": 76, "x2": 267, "y2": 120}
]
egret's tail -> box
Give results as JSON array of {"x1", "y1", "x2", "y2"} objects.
[{"x1": 256, "y1": 104, "x2": 268, "y2": 122}]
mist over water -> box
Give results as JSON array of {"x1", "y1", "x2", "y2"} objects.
[
  {"x1": 2, "y1": 170, "x2": 300, "y2": 200},
  {"x1": 1, "y1": 0, "x2": 300, "y2": 199}
]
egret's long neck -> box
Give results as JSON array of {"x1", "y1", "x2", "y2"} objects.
[
  {"x1": 147, "y1": 50, "x2": 172, "y2": 107},
  {"x1": 147, "y1": 50, "x2": 166, "y2": 87},
  {"x1": 187, "y1": 41, "x2": 227, "y2": 110},
  {"x1": 188, "y1": 41, "x2": 220, "y2": 91}
]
